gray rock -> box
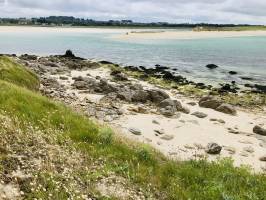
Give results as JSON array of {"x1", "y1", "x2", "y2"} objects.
[
  {"x1": 199, "y1": 96, "x2": 222, "y2": 109},
  {"x1": 253, "y1": 125, "x2": 266, "y2": 136},
  {"x1": 187, "y1": 102, "x2": 197, "y2": 106},
  {"x1": 129, "y1": 128, "x2": 142, "y2": 135},
  {"x1": 149, "y1": 90, "x2": 170, "y2": 104},
  {"x1": 154, "y1": 129, "x2": 165, "y2": 135},
  {"x1": 117, "y1": 90, "x2": 132, "y2": 102},
  {"x1": 159, "y1": 98, "x2": 177, "y2": 108},
  {"x1": 191, "y1": 111, "x2": 208, "y2": 118},
  {"x1": 259, "y1": 155, "x2": 266, "y2": 162},
  {"x1": 132, "y1": 90, "x2": 150, "y2": 103},
  {"x1": 152, "y1": 120, "x2": 160, "y2": 125},
  {"x1": 205, "y1": 143, "x2": 222, "y2": 154},
  {"x1": 160, "y1": 106, "x2": 176, "y2": 117},
  {"x1": 216, "y1": 104, "x2": 237, "y2": 116},
  {"x1": 243, "y1": 146, "x2": 255, "y2": 153},
  {"x1": 161, "y1": 134, "x2": 174, "y2": 141}
]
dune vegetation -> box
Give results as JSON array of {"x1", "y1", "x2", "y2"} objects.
[{"x1": 0, "y1": 55, "x2": 266, "y2": 200}]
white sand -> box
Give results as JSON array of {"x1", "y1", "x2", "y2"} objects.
[
  {"x1": 54, "y1": 67, "x2": 266, "y2": 172},
  {"x1": 114, "y1": 30, "x2": 266, "y2": 40},
  {"x1": 2, "y1": 26, "x2": 266, "y2": 41}
]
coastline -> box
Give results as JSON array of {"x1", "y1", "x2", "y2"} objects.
[
  {"x1": 1, "y1": 26, "x2": 266, "y2": 40},
  {"x1": 12, "y1": 53, "x2": 266, "y2": 172}
]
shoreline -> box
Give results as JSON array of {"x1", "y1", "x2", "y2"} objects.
[
  {"x1": 114, "y1": 30, "x2": 266, "y2": 40},
  {"x1": 12, "y1": 53, "x2": 266, "y2": 172}
]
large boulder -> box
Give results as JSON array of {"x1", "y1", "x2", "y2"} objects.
[
  {"x1": 253, "y1": 125, "x2": 266, "y2": 136},
  {"x1": 148, "y1": 90, "x2": 170, "y2": 104},
  {"x1": 216, "y1": 104, "x2": 237, "y2": 116},
  {"x1": 199, "y1": 96, "x2": 222, "y2": 109}
]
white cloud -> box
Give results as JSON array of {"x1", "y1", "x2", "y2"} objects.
[{"x1": 0, "y1": 0, "x2": 266, "y2": 24}]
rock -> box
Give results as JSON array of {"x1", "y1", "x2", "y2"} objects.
[
  {"x1": 154, "y1": 129, "x2": 165, "y2": 135},
  {"x1": 206, "y1": 64, "x2": 219, "y2": 69},
  {"x1": 224, "y1": 146, "x2": 236, "y2": 155},
  {"x1": 161, "y1": 134, "x2": 174, "y2": 141},
  {"x1": 191, "y1": 111, "x2": 208, "y2": 118},
  {"x1": 179, "y1": 106, "x2": 190, "y2": 114},
  {"x1": 149, "y1": 90, "x2": 170, "y2": 104},
  {"x1": 152, "y1": 120, "x2": 160, "y2": 125},
  {"x1": 137, "y1": 106, "x2": 148, "y2": 114},
  {"x1": 132, "y1": 90, "x2": 150, "y2": 103},
  {"x1": 187, "y1": 102, "x2": 197, "y2": 106},
  {"x1": 216, "y1": 104, "x2": 237, "y2": 116},
  {"x1": 240, "y1": 76, "x2": 254, "y2": 81},
  {"x1": 117, "y1": 90, "x2": 132, "y2": 102},
  {"x1": 205, "y1": 143, "x2": 222, "y2": 154},
  {"x1": 59, "y1": 76, "x2": 69, "y2": 80},
  {"x1": 199, "y1": 96, "x2": 222, "y2": 109},
  {"x1": 129, "y1": 128, "x2": 142, "y2": 135},
  {"x1": 111, "y1": 70, "x2": 128, "y2": 81},
  {"x1": 159, "y1": 98, "x2": 177, "y2": 108},
  {"x1": 72, "y1": 81, "x2": 89, "y2": 90},
  {"x1": 243, "y1": 146, "x2": 255, "y2": 153},
  {"x1": 63, "y1": 49, "x2": 76, "y2": 58},
  {"x1": 229, "y1": 71, "x2": 238, "y2": 75},
  {"x1": 210, "y1": 118, "x2": 225, "y2": 124},
  {"x1": 254, "y1": 84, "x2": 266, "y2": 93},
  {"x1": 259, "y1": 156, "x2": 266, "y2": 162},
  {"x1": 159, "y1": 106, "x2": 176, "y2": 117},
  {"x1": 253, "y1": 125, "x2": 266, "y2": 136}
]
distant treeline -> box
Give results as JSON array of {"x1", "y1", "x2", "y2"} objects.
[{"x1": 0, "y1": 16, "x2": 265, "y2": 28}]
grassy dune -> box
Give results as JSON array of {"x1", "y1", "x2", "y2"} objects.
[{"x1": 0, "y1": 56, "x2": 266, "y2": 199}]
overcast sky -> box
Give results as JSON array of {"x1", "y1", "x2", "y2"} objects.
[{"x1": 0, "y1": 0, "x2": 266, "y2": 24}]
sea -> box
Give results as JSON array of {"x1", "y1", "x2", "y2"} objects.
[{"x1": 0, "y1": 27, "x2": 265, "y2": 86}]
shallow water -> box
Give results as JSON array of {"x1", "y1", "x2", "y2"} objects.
[{"x1": 0, "y1": 27, "x2": 265, "y2": 85}]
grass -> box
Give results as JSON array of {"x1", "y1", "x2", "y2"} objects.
[
  {"x1": 0, "y1": 57, "x2": 266, "y2": 199},
  {"x1": 0, "y1": 56, "x2": 39, "y2": 91}
]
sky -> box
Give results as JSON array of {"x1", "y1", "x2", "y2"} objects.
[{"x1": 0, "y1": 0, "x2": 266, "y2": 24}]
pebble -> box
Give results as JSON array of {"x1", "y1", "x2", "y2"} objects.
[
  {"x1": 243, "y1": 146, "x2": 255, "y2": 153},
  {"x1": 160, "y1": 134, "x2": 174, "y2": 141},
  {"x1": 259, "y1": 156, "x2": 266, "y2": 162},
  {"x1": 224, "y1": 146, "x2": 236, "y2": 155},
  {"x1": 129, "y1": 128, "x2": 142, "y2": 135},
  {"x1": 154, "y1": 129, "x2": 165, "y2": 135},
  {"x1": 191, "y1": 111, "x2": 208, "y2": 119},
  {"x1": 152, "y1": 120, "x2": 160, "y2": 125}
]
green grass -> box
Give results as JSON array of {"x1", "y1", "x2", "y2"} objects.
[
  {"x1": 0, "y1": 57, "x2": 266, "y2": 199},
  {"x1": 0, "y1": 56, "x2": 39, "y2": 90}
]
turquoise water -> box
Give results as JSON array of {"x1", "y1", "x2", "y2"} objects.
[{"x1": 0, "y1": 29, "x2": 265, "y2": 85}]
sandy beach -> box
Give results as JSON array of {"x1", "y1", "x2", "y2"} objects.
[
  {"x1": 21, "y1": 55, "x2": 264, "y2": 172},
  {"x1": 1, "y1": 26, "x2": 266, "y2": 41},
  {"x1": 115, "y1": 30, "x2": 266, "y2": 40}
]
